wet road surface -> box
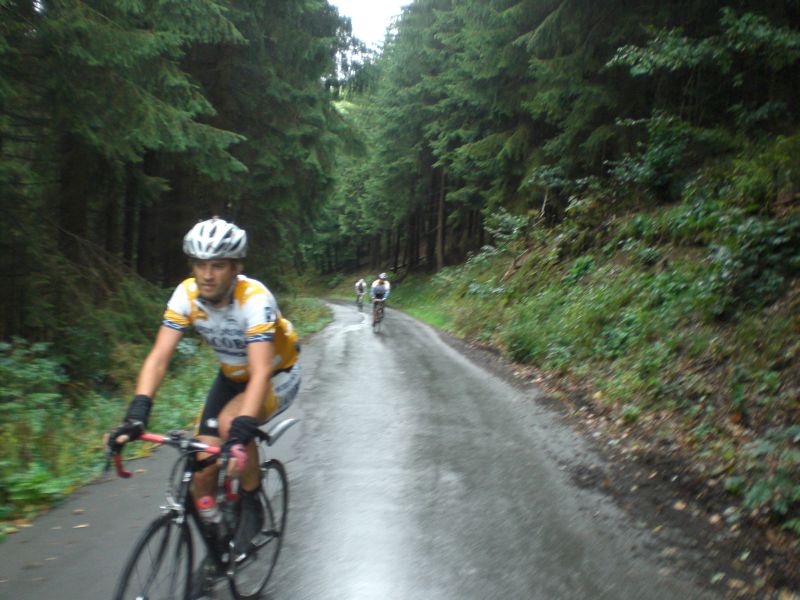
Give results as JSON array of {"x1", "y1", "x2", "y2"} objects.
[{"x1": 0, "y1": 302, "x2": 719, "y2": 599}]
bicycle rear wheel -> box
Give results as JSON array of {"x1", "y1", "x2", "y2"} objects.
[
  {"x1": 229, "y1": 459, "x2": 288, "y2": 599},
  {"x1": 113, "y1": 512, "x2": 193, "y2": 600}
]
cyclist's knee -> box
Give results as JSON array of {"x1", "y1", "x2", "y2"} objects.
[
  {"x1": 192, "y1": 459, "x2": 217, "y2": 488},
  {"x1": 209, "y1": 411, "x2": 233, "y2": 440}
]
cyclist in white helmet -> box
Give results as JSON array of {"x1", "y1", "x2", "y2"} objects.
[
  {"x1": 354, "y1": 277, "x2": 367, "y2": 308},
  {"x1": 107, "y1": 217, "x2": 300, "y2": 598},
  {"x1": 370, "y1": 272, "x2": 391, "y2": 322}
]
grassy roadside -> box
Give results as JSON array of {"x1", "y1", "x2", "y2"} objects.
[{"x1": 0, "y1": 295, "x2": 331, "y2": 539}]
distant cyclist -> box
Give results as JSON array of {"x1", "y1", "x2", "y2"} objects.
[
  {"x1": 370, "y1": 272, "x2": 391, "y2": 323},
  {"x1": 354, "y1": 277, "x2": 366, "y2": 309},
  {"x1": 106, "y1": 217, "x2": 300, "y2": 598}
]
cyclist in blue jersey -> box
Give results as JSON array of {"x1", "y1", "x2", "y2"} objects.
[{"x1": 370, "y1": 273, "x2": 391, "y2": 324}]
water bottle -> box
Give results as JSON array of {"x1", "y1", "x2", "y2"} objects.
[
  {"x1": 197, "y1": 495, "x2": 230, "y2": 558},
  {"x1": 196, "y1": 495, "x2": 222, "y2": 525}
]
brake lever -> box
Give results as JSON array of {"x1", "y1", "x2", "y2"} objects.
[{"x1": 104, "y1": 442, "x2": 132, "y2": 478}]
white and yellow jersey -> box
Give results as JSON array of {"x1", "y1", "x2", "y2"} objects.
[{"x1": 162, "y1": 275, "x2": 299, "y2": 383}]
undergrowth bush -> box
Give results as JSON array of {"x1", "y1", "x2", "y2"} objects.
[
  {"x1": 326, "y1": 273, "x2": 345, "y2": 289},
  {"x1": 704, "y1": 213, "x2": 800, "y2": 317},
  {"x1": 727, "y1": 426, "x2": 800, "y2": 535},
  {"x1": 55, "y1": 277, "x2": 167, "y2": 385},
  {"x1": 0, "y1": 336, "x2": 217, "y2": 529},
  {"x1": 0, "y1": 340, "x2": 119, "y2": 520},
  {"x1": 281, "y1": 296, "x2": 333, "y2": 337}
]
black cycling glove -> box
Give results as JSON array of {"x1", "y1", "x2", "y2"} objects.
[
  {"x1": 225, "y1": 415, "x2": 260, "y2": 448},
  {"x1": 108, "y1": 394, "x2": 152, "y2": 451}
]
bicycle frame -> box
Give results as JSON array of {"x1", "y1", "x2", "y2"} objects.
[
  {"x1": 372, "y1": 298, "x2": 385, "y2": 327},
  {"x1": 111, "y1": 432, "x2": 230, "y2": 561},
  {"x1": 109, "y1": 418, "x2": 298, "y2": 587}
]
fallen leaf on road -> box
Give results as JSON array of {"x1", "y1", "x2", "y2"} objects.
[
  {"x1": 727, "y1": 579, "x2": 746, "y2": 590},
  {"x1": 661, "y1": 547, "x2": 678, "y2": 558},
  {"x1": 673, "y1": 500, "x2": 687, "y2": 511}
]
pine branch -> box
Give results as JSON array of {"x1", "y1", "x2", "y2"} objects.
[
  {"x1": 0, "y1": 110, "x2": 52, "y2": 125},
  {"x1": 0, "y1": 152, "x2": 54, "y2": 163},
  {"x1": 0, "y1": 179, "x2": 61, "y2": 186}
]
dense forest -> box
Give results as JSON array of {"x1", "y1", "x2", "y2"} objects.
[
  {"x1": 318, "y1": 0, "x2": 800, "y2": 275},
  {"x1": 2, "y1": 0, "x2": 800, "y2": 580}
]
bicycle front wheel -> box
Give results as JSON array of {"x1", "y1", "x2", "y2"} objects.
[
  {"x1": 113, "y1": 512, "x2": 193, "y2": 600},
  {"x1": 229, "y1": 459, "x2": 288, "y2": 599}
]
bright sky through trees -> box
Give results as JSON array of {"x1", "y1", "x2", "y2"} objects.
[{"x1": 329, "y1": 0, "x2": 408, "y2": 49}]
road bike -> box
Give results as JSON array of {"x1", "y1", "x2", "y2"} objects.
[
  {"x1": 372, "y1": 298, "x2": 385, "y2": 333},
  {"x1": 108, "y1": 419, "x2": 296, "y2": 600},
  {"x1": 356, "y1": 292, "x2": 364, "y2": 311}
]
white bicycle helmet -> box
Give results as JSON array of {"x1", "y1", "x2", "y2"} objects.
[
  {"x1": 379, "y1": 272, "x2": 387, "y2": 279},
  {"x1": 183, "y1": 217, "x2": 247, "y2": 260}
]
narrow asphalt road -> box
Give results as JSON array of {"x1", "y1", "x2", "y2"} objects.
[{"x1": 0, "y1": 302, "x2": 719, "y2": 600}]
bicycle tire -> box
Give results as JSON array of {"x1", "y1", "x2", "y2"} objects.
[
  {"x1": 113, "y1": 512, "x2": 193, "y2": 600},
  {"x1": 373, "y1": 304, "x2": 384, "y2": 332},
  {"x1": 229, "y1": 459, "x2": 289, "y2": 599}
]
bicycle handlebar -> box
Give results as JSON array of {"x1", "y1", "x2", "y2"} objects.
[
  {"x1": 106, "y1": 419, "x2": 298, "y2": 478},
  {"x1": 107, "y1": 431, "x2": 221, "y2": 479}
]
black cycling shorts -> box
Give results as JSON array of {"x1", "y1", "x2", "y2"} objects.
[
  {"x1": 196, "y1": 371, "x2": 247, "y2": 437},
  {"x1": 196, "y1": 365, "x2": 301, "y2": 438}
]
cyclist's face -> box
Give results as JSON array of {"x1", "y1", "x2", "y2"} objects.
[{"x1": 192, "y1": 259, "x2": 240, "y2": 304}]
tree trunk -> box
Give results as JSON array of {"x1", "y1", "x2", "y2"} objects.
[
  {"x1": 122, "y1": 163, "x2": 139, "y2": 268},
  {"x1": 435, "y1": 169, "x2": 446, "y2": 271},
  {"x1": 57, "y1": 133, "x2": 89, "y2": 264},
  {"x1": 393, "y1": 224, "x2": 402, "y2": 273},
  {"x1": 136, "y1": 154, "x2": 162, "y2": 282}
]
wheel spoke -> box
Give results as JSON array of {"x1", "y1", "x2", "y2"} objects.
[
  {"x1": 229, "y1": 460, "x2": 288, "y2": 599},
  {"x1": 113, "y1": 514, "x2": 192, "y2": 600}
]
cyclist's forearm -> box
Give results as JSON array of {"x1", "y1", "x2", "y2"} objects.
[
  {"x1": 135, "y1": 352, "x2": 170, "y2": 399},
  {"x1": 241, "y1": 372, "x2": 270, "y2": 419},
  {"x1": 241, "y1": 341, "x2": 275, "y2": 419},
  {"x1": 135, "y1": 326, "x2": 182, "y2": 400}
]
